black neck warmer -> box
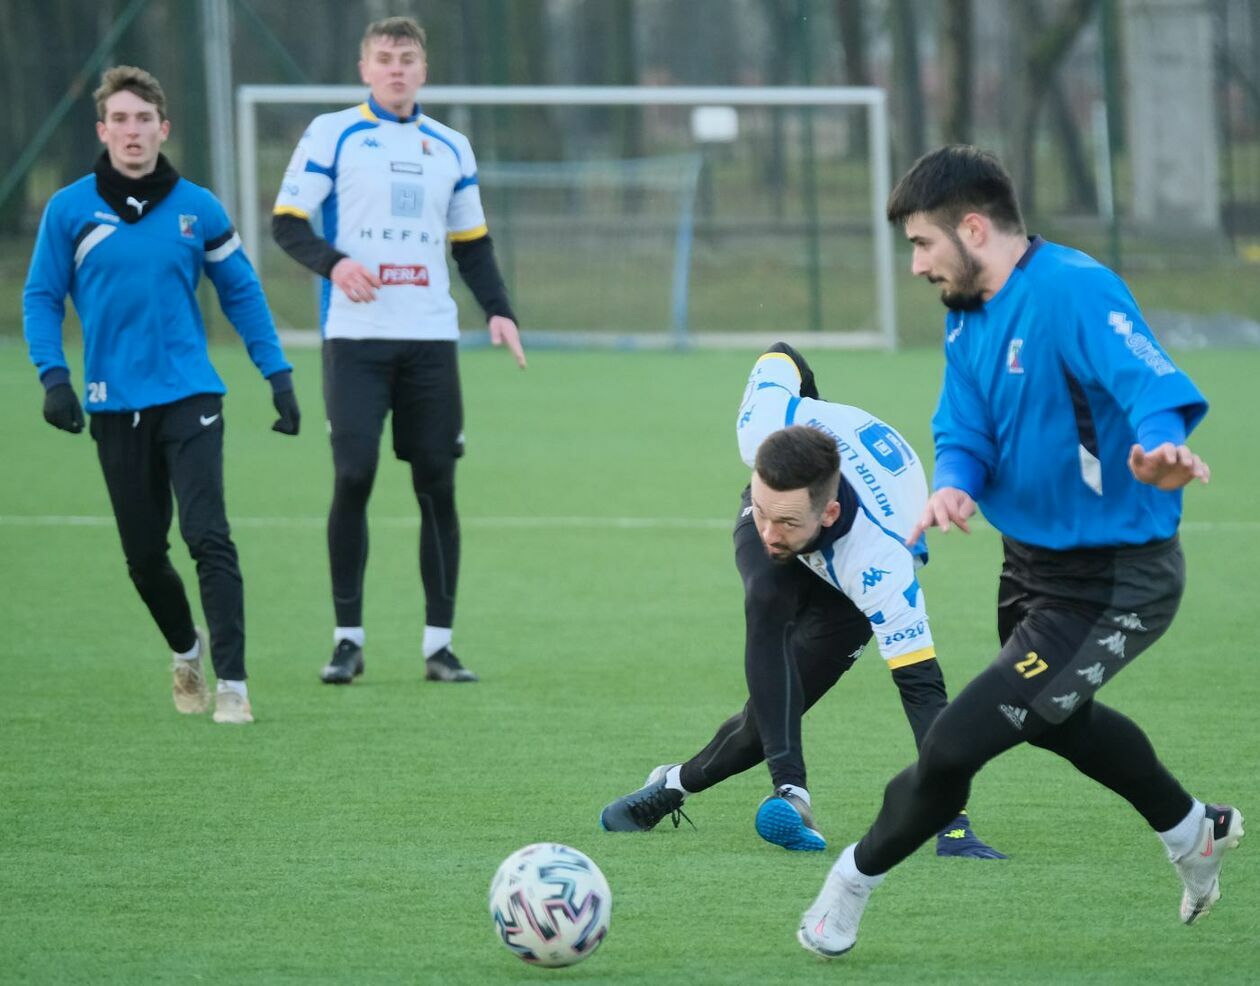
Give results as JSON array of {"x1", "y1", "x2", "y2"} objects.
[{"x1": 93, "y1": 151, "x2": 180, "y2": 223}]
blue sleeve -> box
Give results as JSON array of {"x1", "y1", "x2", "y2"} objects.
[
  {"x1": 22, "y1": 197, "x2": 72, "y2": 383},
  {"x1": 201, "y1": 195, "x2": 291, "y2": 380},
  {"x1": 933, "y1": 446, "x2": 988, "y2": 499},
  {"x1": 1136, "y1": 408, "x2": 1187, "y2": 451},
  {"x1": 1068, "y1": 269, "x2": 1207, "y2": 437},
  {"x1": 931, "y1": 330, "x2": 998, "y2": 479}
]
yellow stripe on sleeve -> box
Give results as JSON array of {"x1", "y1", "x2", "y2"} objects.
[
  {"x1": 755, "y1": 351, "x2": 802, "y2": 382},
  {"x1": 273, "y1": 205, "x2": 310, "y2": 220},
  {"x1": 448, "y1": 224, "x2": 489, "y2": 243},
  {"x1": 886, "y1": 646, "x2": 937, "y2": 670}
]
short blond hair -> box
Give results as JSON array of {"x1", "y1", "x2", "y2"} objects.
[
  {"x1": 94, "y1": 65, "x2": 167, "y2": 121},
  {"x1": 361, "y1": 15, "x2": 427, "y2": 56}
]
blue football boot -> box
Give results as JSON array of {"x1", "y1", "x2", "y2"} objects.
[{"x1": 755, "y1": 787, "x2": 827, "y2": 851}]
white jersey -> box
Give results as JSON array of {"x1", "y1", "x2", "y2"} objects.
[
  {"x1": 736, "y1": 352, "x2": 935, "y2": 669},
  {"x1": 273, "y1": 97, "x2": 488, "y2": 340}
]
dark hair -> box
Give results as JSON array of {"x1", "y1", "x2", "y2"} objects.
[
  {"x1": 362, "y1": 15, "x2": 427, "y2": 55},
  {"x1": 754, "y1": 426, "x2": 840, "y2": 512},
  {"x1": 886, "y1": 144, "x2": 1025, "y2": 234},
  {"x1": 94, "y1": 65, "x2": 167, "y2": 121}
]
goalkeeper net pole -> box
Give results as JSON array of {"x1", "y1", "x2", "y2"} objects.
[{"x1": 238, "y1": 85, "x2": 897, "y2": 349}]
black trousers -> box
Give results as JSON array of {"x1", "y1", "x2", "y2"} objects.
[
  {"x1": 322, "y1": 339, "x2": 463, "y2": 629},
  {"x1": 90, "y1": 394, "x2": 245, "y2": 680},
  {"x1": 854, "y1": 535, "x2": 1192, "y2": 875},
  {"x1": 679, "y1": 488, "x2": 874, "y2": 793}
]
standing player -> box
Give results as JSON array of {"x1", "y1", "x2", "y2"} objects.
[
  {"x1": 272, "y1": 16, "x2": 525, "y2": 686},
  {"x1": 600, "y1": 344, "x2": 1003, "y2": 860},
  {"x1": 23, "y1": 66, "x2": 300, "y2": 725},
  {"x1": 798, "y1": 146, "x2": 1242, "y2": 959}
]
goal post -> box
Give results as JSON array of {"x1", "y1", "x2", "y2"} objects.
[{"x1": 237, "y1": 85, "x2": 897, "y2": 349}]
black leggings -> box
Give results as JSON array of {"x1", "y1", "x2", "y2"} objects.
[{"x1": 854, "y1": 663, "x2": 1192, "y2": 875}]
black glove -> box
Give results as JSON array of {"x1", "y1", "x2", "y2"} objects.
[
  {"x1": 43, "y1": 383, "x2": 84, "y2": 433},
  {"x1": 764, "y1": 341, "x2": 820, "y2": 400},
  {"x1": 272, "y1": 387, "x2": 301, "y2": 436}
]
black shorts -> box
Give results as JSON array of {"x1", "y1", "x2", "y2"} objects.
[
  {"x1": 322, "y1": 338, "x2": 463, "y2": 463},
  {"x1": 993, "y1": 535, "x2": 1184, "y2": 724}
]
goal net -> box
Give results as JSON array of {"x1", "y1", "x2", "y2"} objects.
[{"x1": 237, "y1": 86, "x2": 896, "y2": 349}]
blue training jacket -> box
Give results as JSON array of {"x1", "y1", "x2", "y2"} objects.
[
  {"x1": 931, "y1": 237, "x2": 1207, "y2": 550},
  {"x1": 24, "y1": 174, "x2": 290, "y2": 413}
]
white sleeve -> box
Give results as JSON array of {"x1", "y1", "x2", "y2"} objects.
[
  {"x1": 273, "y1": 116, "x2": 338, "y2": 220},
  {"x1": 736, "y1": 352, "x2": 805, "y2": 467},
  {"x1": 832, "y1": 509, "x2": 936, "y2": 669},
  {"x1": 447, "y1": 133, "x2": 488, "y2": 240}
]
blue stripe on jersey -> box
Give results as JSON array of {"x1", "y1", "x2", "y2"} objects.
[
  {"x1": 858, "y1": 498, "x2": 927, "y2": 562},
  {"x1": 304, "y1": 160, "x2": 334, "y2": 179},
  {"x1": 333, "y1": 121, "x2": 378, "y2": 173},
  {"x1": 453, "y1": 174, "x2": 479, "y2": 193},
  {"x1": 319, "y1": 187, "x2": 339, "y2": 334},
  {"x1": 786, "y1": 396, "x2": 801, "y2": 425},
  {"x1": 419, "y1": 123, "x2": 463, "y2": 169}
]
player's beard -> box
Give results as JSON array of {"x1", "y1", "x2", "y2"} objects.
[{"x1": 936, "y1": 230, "x2": 986, "y2": 311}]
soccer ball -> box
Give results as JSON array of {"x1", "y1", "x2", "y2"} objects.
[{"x1": 488, "y1": 843, "x2": 612, "y2": 967}]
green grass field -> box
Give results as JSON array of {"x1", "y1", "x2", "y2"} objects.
[{"x1": 1, "y1": 343, "x2": 1257, "y2": 984}]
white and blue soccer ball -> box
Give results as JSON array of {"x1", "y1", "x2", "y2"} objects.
[{"x1": 489, "y1": 843, "x2": 612, "y2": 967}]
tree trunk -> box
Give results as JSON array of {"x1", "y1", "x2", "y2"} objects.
[
  {"x1": 835, "y1": 0, "x2": 870, "y2": 156},
  {"x1": 939, "y1": 0, "x2": 973, "y2": 144},
  {"x1": 1047, "y1": 79, "x2": 1097, "y2": 213},
  {"x1": 890, "y1": 0, "x2": 926, "y2": 172},
  {"x1": 1010, "y1": 0, "x2": 1098, "y2": 218}
]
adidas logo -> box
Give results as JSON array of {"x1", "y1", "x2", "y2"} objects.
[
  {"x1": 999, "y1": 704, "x2": 1028, "y2": 730},
  {"x1": 1097, "y1": 630, "x2": 1127, "y2": 658},
  {"x1": 1113, "y1": 612, "x2": 1147, "y2": 631},
  {"x1": 1076, "y1": 662, "x2": 1106, "y2": 686}
]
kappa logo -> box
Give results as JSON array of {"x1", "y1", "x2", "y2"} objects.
[
  {"x1": 1076, "y1": 662, "x2": 1106, "y2": 686},
  {"x1": 178, "y1": 214, "x2": 198, "y2": 238},
  {"x1": 1113, "y1": 612, "x2": 1147, "y2": 631},
  {"x1": 1051, "y1": 691, "x2": 1081, "y2": 714},
  {"x1": 999, "y1": 704, "x2": 1028, "y2": 730},
  {"x1": 361, "y1": 136, "x2": 381, "y2": 148},
  {"x1": 860, "y1": 566, "x2": 891, "y2": 592},
  {"x1": 1007, "y1": 338, "x2": 1025, "y2": 374},
  {"x1": 1098, "y1": 630, "x2": 1127, "y2": 659}
]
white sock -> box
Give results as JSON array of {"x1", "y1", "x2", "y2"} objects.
[
  {"x1": 838, "y1": 843, "x2": 886, "y2": 891},
  {"x1": 1159, "y1": 799, "x2": 1206, "y2": 859},
  {"x1": 334, "y1": 626, "x2": 365, "y2": 647},
  {"x1": 782, "y1": 784, "x2": 810, "y2": 806},
  {"x1": 173, "y1": 635, "x2": 201, "y2": 662},
  {"x1": 664, "y1": 765, "x2": 691, "y2": 795},
  {"x1": 423, "y1": 625, "x2": 452, "y2": 659},
  {"x1": 217, "y1": 679, "x2": 248, "y2": 699}
]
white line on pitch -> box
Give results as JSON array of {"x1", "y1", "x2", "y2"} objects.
[{"x1": 0, "y1": 515, "x2": 1254, "y2": 533}]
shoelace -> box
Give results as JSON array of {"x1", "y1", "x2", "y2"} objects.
[{"x1": 627, "y1": 786, "x2": 695, "y2": 830}]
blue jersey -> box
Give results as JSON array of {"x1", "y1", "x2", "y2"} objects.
[
  {"x1": 932, "y1": 238, "x2": 1207, "y2": 549},
  {"x1": 24, "y1": 174, "x2": 290, "y2": 413}
]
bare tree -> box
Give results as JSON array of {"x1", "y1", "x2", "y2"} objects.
[
  {"x1": 939, "y1": 0, "x2": 973, "y2": 144},
  {"x1": 836, "y1": 0, "x2": 871, "y2": 155},
  {"x1": 889, "y1": 0, "x2": 926, "y2": 170},
  {"x1": 1010, "y1": 0, "x2": 1098, "y2": 217}
]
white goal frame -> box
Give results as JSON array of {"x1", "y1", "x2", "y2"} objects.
[{"x1": 237, "y1": 85, "x2": 897, "y2": 349}]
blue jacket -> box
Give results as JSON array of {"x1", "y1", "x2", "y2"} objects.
[
  {"x1": 931, "y1": 237, "x2": 1207, "y2": 549},
  {"x1": 24, "y1": 174, "x2": 290, "y2": 412}
]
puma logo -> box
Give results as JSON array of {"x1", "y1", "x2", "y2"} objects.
[{"x1": 125, "y1": 195, "x2": 148, "y2": 215}]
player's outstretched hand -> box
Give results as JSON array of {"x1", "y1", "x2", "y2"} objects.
[
  {"x1": 1128, "y1": 442, "x2": 1209, "y2": 490},
  {"x1": 489, "y1": 315, "x2": 526, "y2": 369},
  {"x1": 764, "y1": 341, "x2": 819, "y2": 399},
  {"x1": 43, "y1": 383, "x2": 84, "y2": 434},
  {"x1": 331, "y1": 257, "x2": 382, "y2": 303},
  {"x1": 271, "y1": 387, "x2": 301, "y2": 436},
  {"x1": 906, "y1": 487, "x2": 975, "y2": 546}
]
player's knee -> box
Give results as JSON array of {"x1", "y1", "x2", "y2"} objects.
[
  {"x1": 182, "y1": 525, "x2": 238, "y2": 569},
  {"x1": 917, "y1": 722, "x2": 983, "y2": 783},
  {"x1": 409, "y1": 452, "x2": 455, "y2": 495},
  {"x1": 742, "y1": 571, "x2": 785, "y2": 615},
  {"x1": 126, "y1": 552, "x2": 174, "y2": 590},
  {"x1": 333, "y1": 449, "x2": 379, "y2": 501}
]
